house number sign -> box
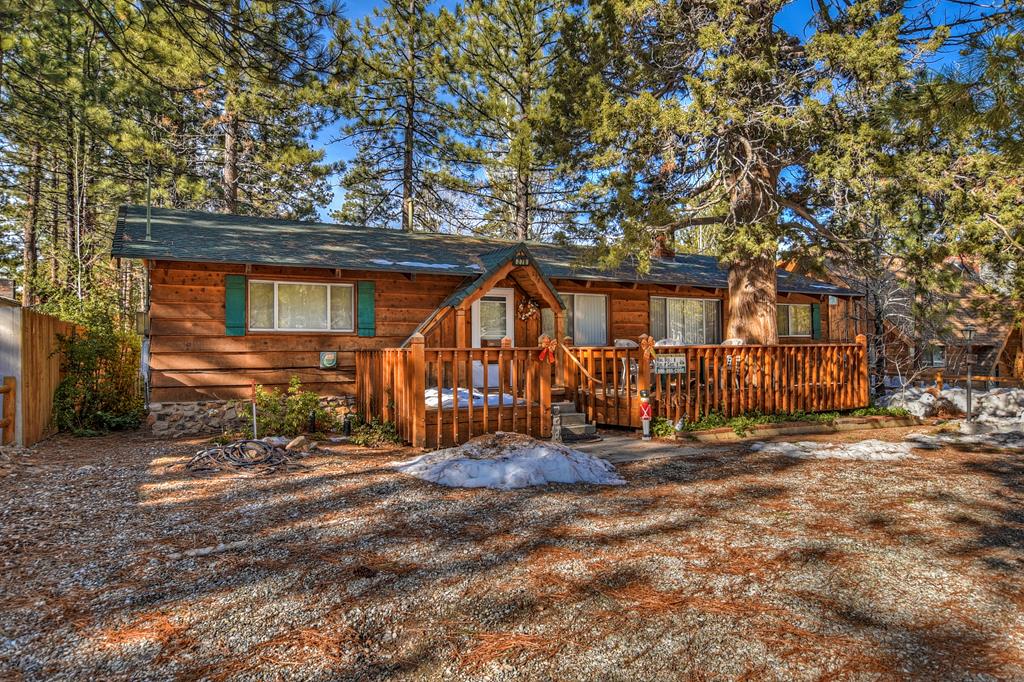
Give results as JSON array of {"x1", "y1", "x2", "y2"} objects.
[{"x1": 652, "y1": 354, "x2": 687, "y2": 374}]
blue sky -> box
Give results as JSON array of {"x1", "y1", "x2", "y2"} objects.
[{"x1": 314, "y1": 0, "x2": 975, "y2": 220}]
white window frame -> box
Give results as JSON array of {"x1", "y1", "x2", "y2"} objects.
[
  {"x1": 778, "y1": 304, "x2": 813, "y2": 338},
  {"x1": 248, "y1": 280, "x2": 355, "y2": 333},
  {"x1": 923, "y1": 345, "x2": 946, "y2": 368},
  {"x1": 650, "y1": 296, "x2": 722, "y2": 345},
  {"x1": 564, "y1": 292, "x2": 608, "y2": 346},
  {"x1": 471, "y1": 288, "x2": 515, "y2": 346}
]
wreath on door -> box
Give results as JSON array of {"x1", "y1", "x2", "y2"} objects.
[{"x1": 517, "y1": 298, "x2": 540, "y2": 320}]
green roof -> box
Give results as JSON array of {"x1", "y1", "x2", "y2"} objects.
[{"x1": 111, "y1": 205, "x2": 858, "y2": 297}]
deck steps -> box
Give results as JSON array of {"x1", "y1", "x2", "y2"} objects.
[{"x1": 551, "y1": 401, "x2": 597, "y2": 437}]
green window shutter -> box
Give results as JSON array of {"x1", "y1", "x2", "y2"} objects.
[
  {"x1": 357, "y1": 281, "x2": 375, "y2": 337},
  {"x1": 225, "y1": 274, "x2": 246, "y2": 336},
  {"x1": 810, "y1": 303, "x2": 822, "y2": 340}
]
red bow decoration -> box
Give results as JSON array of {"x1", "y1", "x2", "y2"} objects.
[
  {"x1": 538, "y1": 335, "x2": 558, "y2": 364},
  {"x1": 639, "y1": 335, "x2": 657, "y2": 359}
]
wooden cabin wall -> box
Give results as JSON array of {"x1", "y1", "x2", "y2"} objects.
[
  {"x1": 148, "y1": 260, "x2": 466, "y2": 402},
  {"x1": 149, "y1": 260, "x2": 858, "y2": 403},
  {"x1": 551, "y1": 279, "x2": 719, "y2": 343},
  {"x1": 776, "y1": 292, "x2": 832, "y2": 344},
  {"x1": 551, "y1": 281, "x2": 840, "y2": 345}
]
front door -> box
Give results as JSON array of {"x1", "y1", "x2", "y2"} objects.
[{"x1": 471, "y1": 288, "x2": 514, "y2": 387}]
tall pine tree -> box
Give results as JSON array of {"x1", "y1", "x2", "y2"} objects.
[
  {"x1": 556, "y1": 0, "x2": 943, "y2": 342},
  {"x1": 443, "y1": 0, "x2": 572, "y2": 241},
  {"x1": 333, "y1": 0, "x2": 450, "y2": 231}
]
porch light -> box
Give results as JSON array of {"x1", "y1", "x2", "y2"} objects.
[{"x1": 513, "y1": 251, "x2": 529, "y2": 267}]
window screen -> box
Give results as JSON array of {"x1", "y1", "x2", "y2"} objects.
[
  {"x1": 248, "y1": 281, "x2": 354, "y2": 332},
  {"x1": 651, "y1": 297, "x2": 722, "y2": 344},
  {"x1": 572, "y1": 294, "x2": 607, "y2": 345},
  {"x1": 778, "y1": 304, "x2": 812, "y2": 337}
]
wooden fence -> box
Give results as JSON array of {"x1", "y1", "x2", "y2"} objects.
[
  {"x1": 21, "y1": 310, "x2": 78, "y2": 445},
  {"x1": 564, "y1": 335, "x2": 870, "y2": 428},
  {"x1": 0, "y1": 377, "x2": 14, "y2": 445},
  {"x1": 0, "y1": 306, "x2": 78, "y2": 446},
  {"x1": 355, "y1": 334, "x2": 552, "y2": 449}
]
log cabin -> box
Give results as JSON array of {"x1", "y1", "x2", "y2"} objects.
[
  {"x1": 111, "y1": 205, "x2": 863, "y2": 407},
  {"x1": 783, "y1": 256, "x2": 1023, "y2": 388}
]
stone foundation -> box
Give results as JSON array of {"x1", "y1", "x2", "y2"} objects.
[{"x1": 147, "y1": 396, "x2": 357, "y2": 437}]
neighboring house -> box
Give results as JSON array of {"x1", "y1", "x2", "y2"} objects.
[
  {"x1": 784, "y1": 256, "x2": 1022, "y2": 386},
  {"x1": 111, "y1": 206, "x2": 860, "y2": 403}
]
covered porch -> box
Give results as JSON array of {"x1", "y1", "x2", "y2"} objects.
[{"x1": 407, "y1": 243, "x2": 568, "y2": 353}]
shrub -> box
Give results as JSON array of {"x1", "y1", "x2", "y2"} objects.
[
  {"x1": 850, "y1": 406, "x2": 911, "y2": 418},
  {"x1": 679, "y1": 410, "x2": 840, "y2": 436},
  {"x1": 349, "y1": 415, "x2": 402, "y2": 447},
  {"x1": 53, "y1": 324, "x2": 144, "y2": 435},
  {"x1": 247, "y1": 376, "x2": 337, "y2": 438},
  {"x1": 650, "y1": 416, "x2": 676, "y2": 438}
]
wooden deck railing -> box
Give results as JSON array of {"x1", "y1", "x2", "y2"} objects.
[
  {"x1": 355, "y1": 335, "x2": 552, "y2": 449},
  {"x1": 0, "y1": 376, "x2": 15, "y2": 446},
  {"x1": 563, "y1": 335, "x2": 870, "y2": 427}
]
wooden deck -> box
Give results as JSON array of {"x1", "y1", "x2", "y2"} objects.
[
  {"x1": 565, "y1": 338, "x2": 871, "y2": 428},
  {"x1": 356, "y1": 335, "x2": 870, "y2": 447}
]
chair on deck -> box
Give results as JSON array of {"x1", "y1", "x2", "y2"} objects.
[{"x1": 614, "y1": 338, "x2": 639, "y2": 390}]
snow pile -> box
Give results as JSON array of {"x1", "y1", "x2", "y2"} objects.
[
  {"x1": 880, "y1": 387, "x2": 1024, "y2": 424},
  {"x1": 424, "y1": 387, "x2": 523, "y2": 409},
  {"x1": 369, "y1": 258, "x2": 481, "y2": 271},
  {"x1": 906, "y1": 422, "x2": 1024, "y2": 451},
  {"x1": 751, "y1": 439, "x2": 917, "y2": 461},
  {"x1": 393, "y1": 432, "x2": 626, "y2": 490}
]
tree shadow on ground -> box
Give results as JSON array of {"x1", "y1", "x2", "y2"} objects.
[{"x1": 7, "y1": 432, "x2": 1024, "y2": 680}]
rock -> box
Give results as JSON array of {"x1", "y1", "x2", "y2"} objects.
[
  {"x1": 286, "y1": 435, "x2": 307, "y2": 452},
  {"x1": 75, "y1": 465, "x2": 97, "y2": 475}
]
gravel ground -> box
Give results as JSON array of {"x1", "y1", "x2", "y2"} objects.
[{"x1": 1, "y1": 427, "x2": 1022, "y2": 681}]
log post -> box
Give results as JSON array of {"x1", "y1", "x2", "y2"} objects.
[
  {"x1": 501, "y1": 336, "x2": 513, "y2": 394},
  {"x1": 554, "y1": 311, "x2": 566, "y2": 385},
  {"x1": 637, "y1": 334, "x2": 651, "y2": 426},
  {"x1": 539, "y1": 348, "x2": 552, "y2": 438},
  {"x1": 855, "y1": 334, "x2": 869, "y2": 407},
  {"x1": 455, "y1": 306, "x2": 467, "y2": 348},
  {"x1": 409, "y1": 334, "x2": 426, "y2": 449}
]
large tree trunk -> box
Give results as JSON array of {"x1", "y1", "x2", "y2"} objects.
[
  {"x1": 725, "y1": 253, "x2": 778, "y2": 344},
  {"x1": 724, "y1": 161, "x2": 780, "y2": 344},
  {"x1": 22, "y1": 143, "x2": 40, "y2": 306}
]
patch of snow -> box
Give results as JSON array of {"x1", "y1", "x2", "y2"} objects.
[
  {"x1": 369, "y1": 258, "x2": 480, "y2": 271},
  {"x1": 880, "y1": 387, "x2": 1024, "y2": 424},
  {"x1": 905, "y1": 420, "x2": 1024, "y2": 451},
  {"x1": 751, "y1": 439, "x2": 917, "y2": 461},
  {"x1": 392, "y1": 432, "x2": 626, "y2": 490},
  {"x1": 425, "y1": 387, "x2": 523, "y2": 409}
]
